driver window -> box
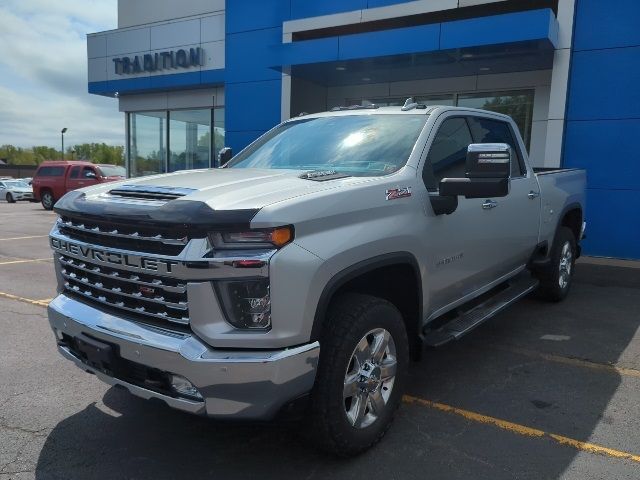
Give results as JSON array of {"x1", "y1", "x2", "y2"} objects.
[
  {"x1": 82, "y1": 166, "x2": 95, "y2": 178},
  {"x1": 423, "y1": 117, "x2": 473, "y2": 190}
]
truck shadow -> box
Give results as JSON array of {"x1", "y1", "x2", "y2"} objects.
[{"x1": 34, "y1": 263, "x2": 640, "y2": 479}]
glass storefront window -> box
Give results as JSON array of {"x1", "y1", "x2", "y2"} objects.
[
  {"x1": 129, "y1": 112, "x2": 166, "y2": 178},
  {"x1": 169, "y1": 109, "x2": 212, "y2": 172},
  {"x1": 415, "y1": 95, "x2": 456, "y2": 107},
  {"x1": 342, "y1": 90, "x2": 534, "y2": 150},
  {"x1": 457, "y1": 90, "x2": 534, "y2": 150},
  {"x1": 127, "y1": 108, "x2": 225, "y2": 177}
]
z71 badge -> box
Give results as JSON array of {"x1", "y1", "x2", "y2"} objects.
[{"x1": 386, "y1": 187, "x2": 412, "y2": 200}]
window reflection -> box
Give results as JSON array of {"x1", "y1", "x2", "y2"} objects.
[
  {"x1": 128, "y1": 108, "x2": 225, "y2": 177},
  {"x1": 228, "y1": 115, "x2": 427, "y2": 176},
  {"x1": 129, "y1": 111, "x2": 166, "y2": 178},
  {"x1": 457, "y1": 91, "x2": 534, "y2": 150},
  {"x1": 169, "y1": 109, "x2": 212, "y2": 172}
]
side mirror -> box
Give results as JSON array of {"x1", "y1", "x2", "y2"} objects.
[
  {"x1": 84, "y1": 171, "x2": 97, "y2": 179},
  {"x1": 439, "y1": 143, "x2": 511, "y2": 199},
  {"x1": 218, "y1": 147, "x2": 233, "y2": 167}
]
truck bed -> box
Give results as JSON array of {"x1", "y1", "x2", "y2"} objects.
[{"x1": 534, "y1": 167, "x2": 586, "y2": 247}]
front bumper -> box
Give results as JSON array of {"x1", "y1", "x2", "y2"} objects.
[
  {"x1": 48, "y1": 294, "x2": 319, "y2": 420},
  {"x1": 11, "y1": 192, "x2": 33, "y2": 200}
]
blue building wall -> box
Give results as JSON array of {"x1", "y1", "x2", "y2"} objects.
[
  {"x1": 564, "y1": 0, "x2": 640, "y2": 259},
  {"x1": 223, "y1": 0, "x2": 416, "y2": 152}
]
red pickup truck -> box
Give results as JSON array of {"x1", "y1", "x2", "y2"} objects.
[{"x1": 32, "y1": 161, "x2": 125, "y2": 210}]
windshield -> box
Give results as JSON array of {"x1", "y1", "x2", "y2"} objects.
[
  {"x1": 227, "y1": 114, "x2": 428, "y2": 176},
  {"x1": 98, "y1": 165, "x2": 126, "y2": 177},
  {"x1": 4, "y1": 181, "x2": 28, "y2": 188}
]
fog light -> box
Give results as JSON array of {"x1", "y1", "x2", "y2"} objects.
[
  {"x1": 170, "y1": 375, "x2": 203, "y2": 400},
  {"x1": 215, "y1": 278, "x2": 271, "y2": 330}
]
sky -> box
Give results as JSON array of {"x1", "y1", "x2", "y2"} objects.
[{"x1": 0, "y1": 0, "x2": 122, "y2": 149}]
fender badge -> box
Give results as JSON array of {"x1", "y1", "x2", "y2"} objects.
[{"x1": 386, "y1": 187, "x2": 412, "y2": 201}]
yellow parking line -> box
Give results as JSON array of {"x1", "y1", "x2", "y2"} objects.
[
  {"x1": 0, "y1": 258, "x2": 52, "y2": 266},
  {"x1": 0, "y1": 235, "x2": 48, "y2": 241},
  {"x1": 403, "y1": 395, "x2": 640, "y2": 463},
  {"x1": 489, "y1": 344, "x2": 640, "y2": 379},
  {"x1": 0, "y1": 291, "x2": 49, "y2": 307}
]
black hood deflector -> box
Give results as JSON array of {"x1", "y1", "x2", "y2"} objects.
[{"x1": 54, "y1": 191, "x2": 259, "y2": 231}]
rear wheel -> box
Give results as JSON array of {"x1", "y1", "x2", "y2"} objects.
[
  {"x1": 310, "y1": 293, "x2": 409, "y2": 456},
  {"x1": 41, "y1": 191, "x2": 54, "y2": 210},
  {"x1": 535, "y1": 226, "x2": 576, "y2": 302},
  {"x1": 6, "y1": 193, "x2": 15, "y2": 203}
]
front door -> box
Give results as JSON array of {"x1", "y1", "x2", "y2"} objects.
[{"x1": 418, "y1": 113, "x2": 536, "y2": 316}]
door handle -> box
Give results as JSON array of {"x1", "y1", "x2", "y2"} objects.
[
  {"x1": 528, "y1": 191, "x2": 540, "y2": 199},
  {"x1": 482, "y1": 200, "x2": 498, "y2": 210}
]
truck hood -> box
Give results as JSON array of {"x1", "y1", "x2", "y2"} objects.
[
  {"x1": 54, "y1": 168, "x2": 378, "y2": 226},
  {"x1": 78, "y1": 168, "x2": 368, "y2": 210}
]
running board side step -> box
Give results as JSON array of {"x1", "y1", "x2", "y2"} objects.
[{"x1": 423, "y1": 274, "x2": 539, "y2": 347}]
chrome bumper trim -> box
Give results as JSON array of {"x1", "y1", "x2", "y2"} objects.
[{"x1": 48, "y1": 294, "x2": 320, "y2": 419}]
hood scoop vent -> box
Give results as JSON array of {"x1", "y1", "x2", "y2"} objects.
[
  {"x1": 299, "y1": 170, "x2": 351, "y2": 182},
  {"x1": 108, "y1": 185, "x2": 196, "y2": 201}
]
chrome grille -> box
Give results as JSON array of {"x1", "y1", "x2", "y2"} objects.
[
  {"x1": 58, "y1": 255, "x2": 189, "y2": 325},
  {"x1": 57, "y1": 217, "x2": 189, "y2": 256}
]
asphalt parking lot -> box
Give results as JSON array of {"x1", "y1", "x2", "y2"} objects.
[{"x1": 1, "y1": 201, "x2": 640, "y2": 480}]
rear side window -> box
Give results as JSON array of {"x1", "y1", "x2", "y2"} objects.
[
  {"x1": 466, "y1": 117, "x2": 525, "y2": 177},
  {"x1": 423, "y1": 117, "x2": 473, "y2": 190},
  {"x1": 36, "y1": 166, "x2": 64, "y2": 177},
  {"x1": 69, "y1": 166, "x2": 80, "y2": 178}
]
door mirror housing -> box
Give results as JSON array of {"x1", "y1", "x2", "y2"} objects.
[
  {"x1": 439, "y1": 143, "x2": 511, "y2": 199},
  {"x1": 218, "y1": 147, "x2": 233, "y2": 167},
  {"x1": 465, "y1": 143, "x2": 511, "y2": 179}
]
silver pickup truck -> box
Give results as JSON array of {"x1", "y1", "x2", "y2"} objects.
[{"x1": 47, "y1": 102, "x2": 586, "y2": 455}]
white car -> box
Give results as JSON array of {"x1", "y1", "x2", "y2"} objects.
[{"x1": 0, "y1": 179, "x2": 34, "y2": 203}]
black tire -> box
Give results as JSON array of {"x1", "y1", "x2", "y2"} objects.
[
  {"x1": 535, "y1": 226, "x2": 577, "y2": 302},
  {"x1": 41, "y1": 191, "x2": 54, "y2": 210},
  {"x1": 6, "y1": 193, "x2": 15, "y2": 203},
  {"x1": 309, "y1": 293, "x2": 409, "y2": 457}
]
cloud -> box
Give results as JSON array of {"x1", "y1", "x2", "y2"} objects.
[{"x1": 0, "y1": 0, "x2": 122, "y2": 148}]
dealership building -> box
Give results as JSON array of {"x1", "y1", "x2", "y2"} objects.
[{"x1": 87, "y1": 0, "x2": 639, "y2": 259}]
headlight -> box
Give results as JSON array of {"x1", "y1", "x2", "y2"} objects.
[
  {"x1": 215, "y1": 278, "x2": 271, "y2": 329},
  {"x1": 209, "y1": 226, "x2": 293, "y2": 250}
]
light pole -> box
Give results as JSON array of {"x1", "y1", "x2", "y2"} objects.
[{"x1": 61, "y1": 127, "x2": 67, "y2": 160}]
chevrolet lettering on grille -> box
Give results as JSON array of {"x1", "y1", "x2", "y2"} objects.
[{"x1": 50, "y1": 237, "x2": 179, "y2": 274}]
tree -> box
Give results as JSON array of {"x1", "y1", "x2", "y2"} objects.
[
  {"x1": 0, "y1": 143, "x2": 124, "y2": 166},
  {"x1": 69, "y1": 143, "x2": 124, "y2": 165}
]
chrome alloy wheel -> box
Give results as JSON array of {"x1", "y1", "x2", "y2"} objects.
[
  {"x1": 343, "y1": 328, "x2": 397, "y2": 429},
  {"x1": 558, "y1": 241, "x2": 573, "y2": 289}
]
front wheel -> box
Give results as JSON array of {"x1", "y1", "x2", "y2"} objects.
[
  {"x1": 6, "y1": 193, "x2": 15, "y2": 203},
  {"x1": 41, "y1": 191, "x2": 54, "y2": 210},
  {"x1": 310, "y1": 293, "x2": 409, "y2": 456},
  {"x1": 535, "y1": 226, "x2": 576, "y2": 302}
]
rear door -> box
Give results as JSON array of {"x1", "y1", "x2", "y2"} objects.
[
  {"x1": 66, "y1": 166, "x2": 100, "y2": 191},
  {"x1": 466, "y1": 114, "x2": 541, "y2": 268},
  {"x1": 64, "y1": 166, "x2": 82, "y2": 191}
]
